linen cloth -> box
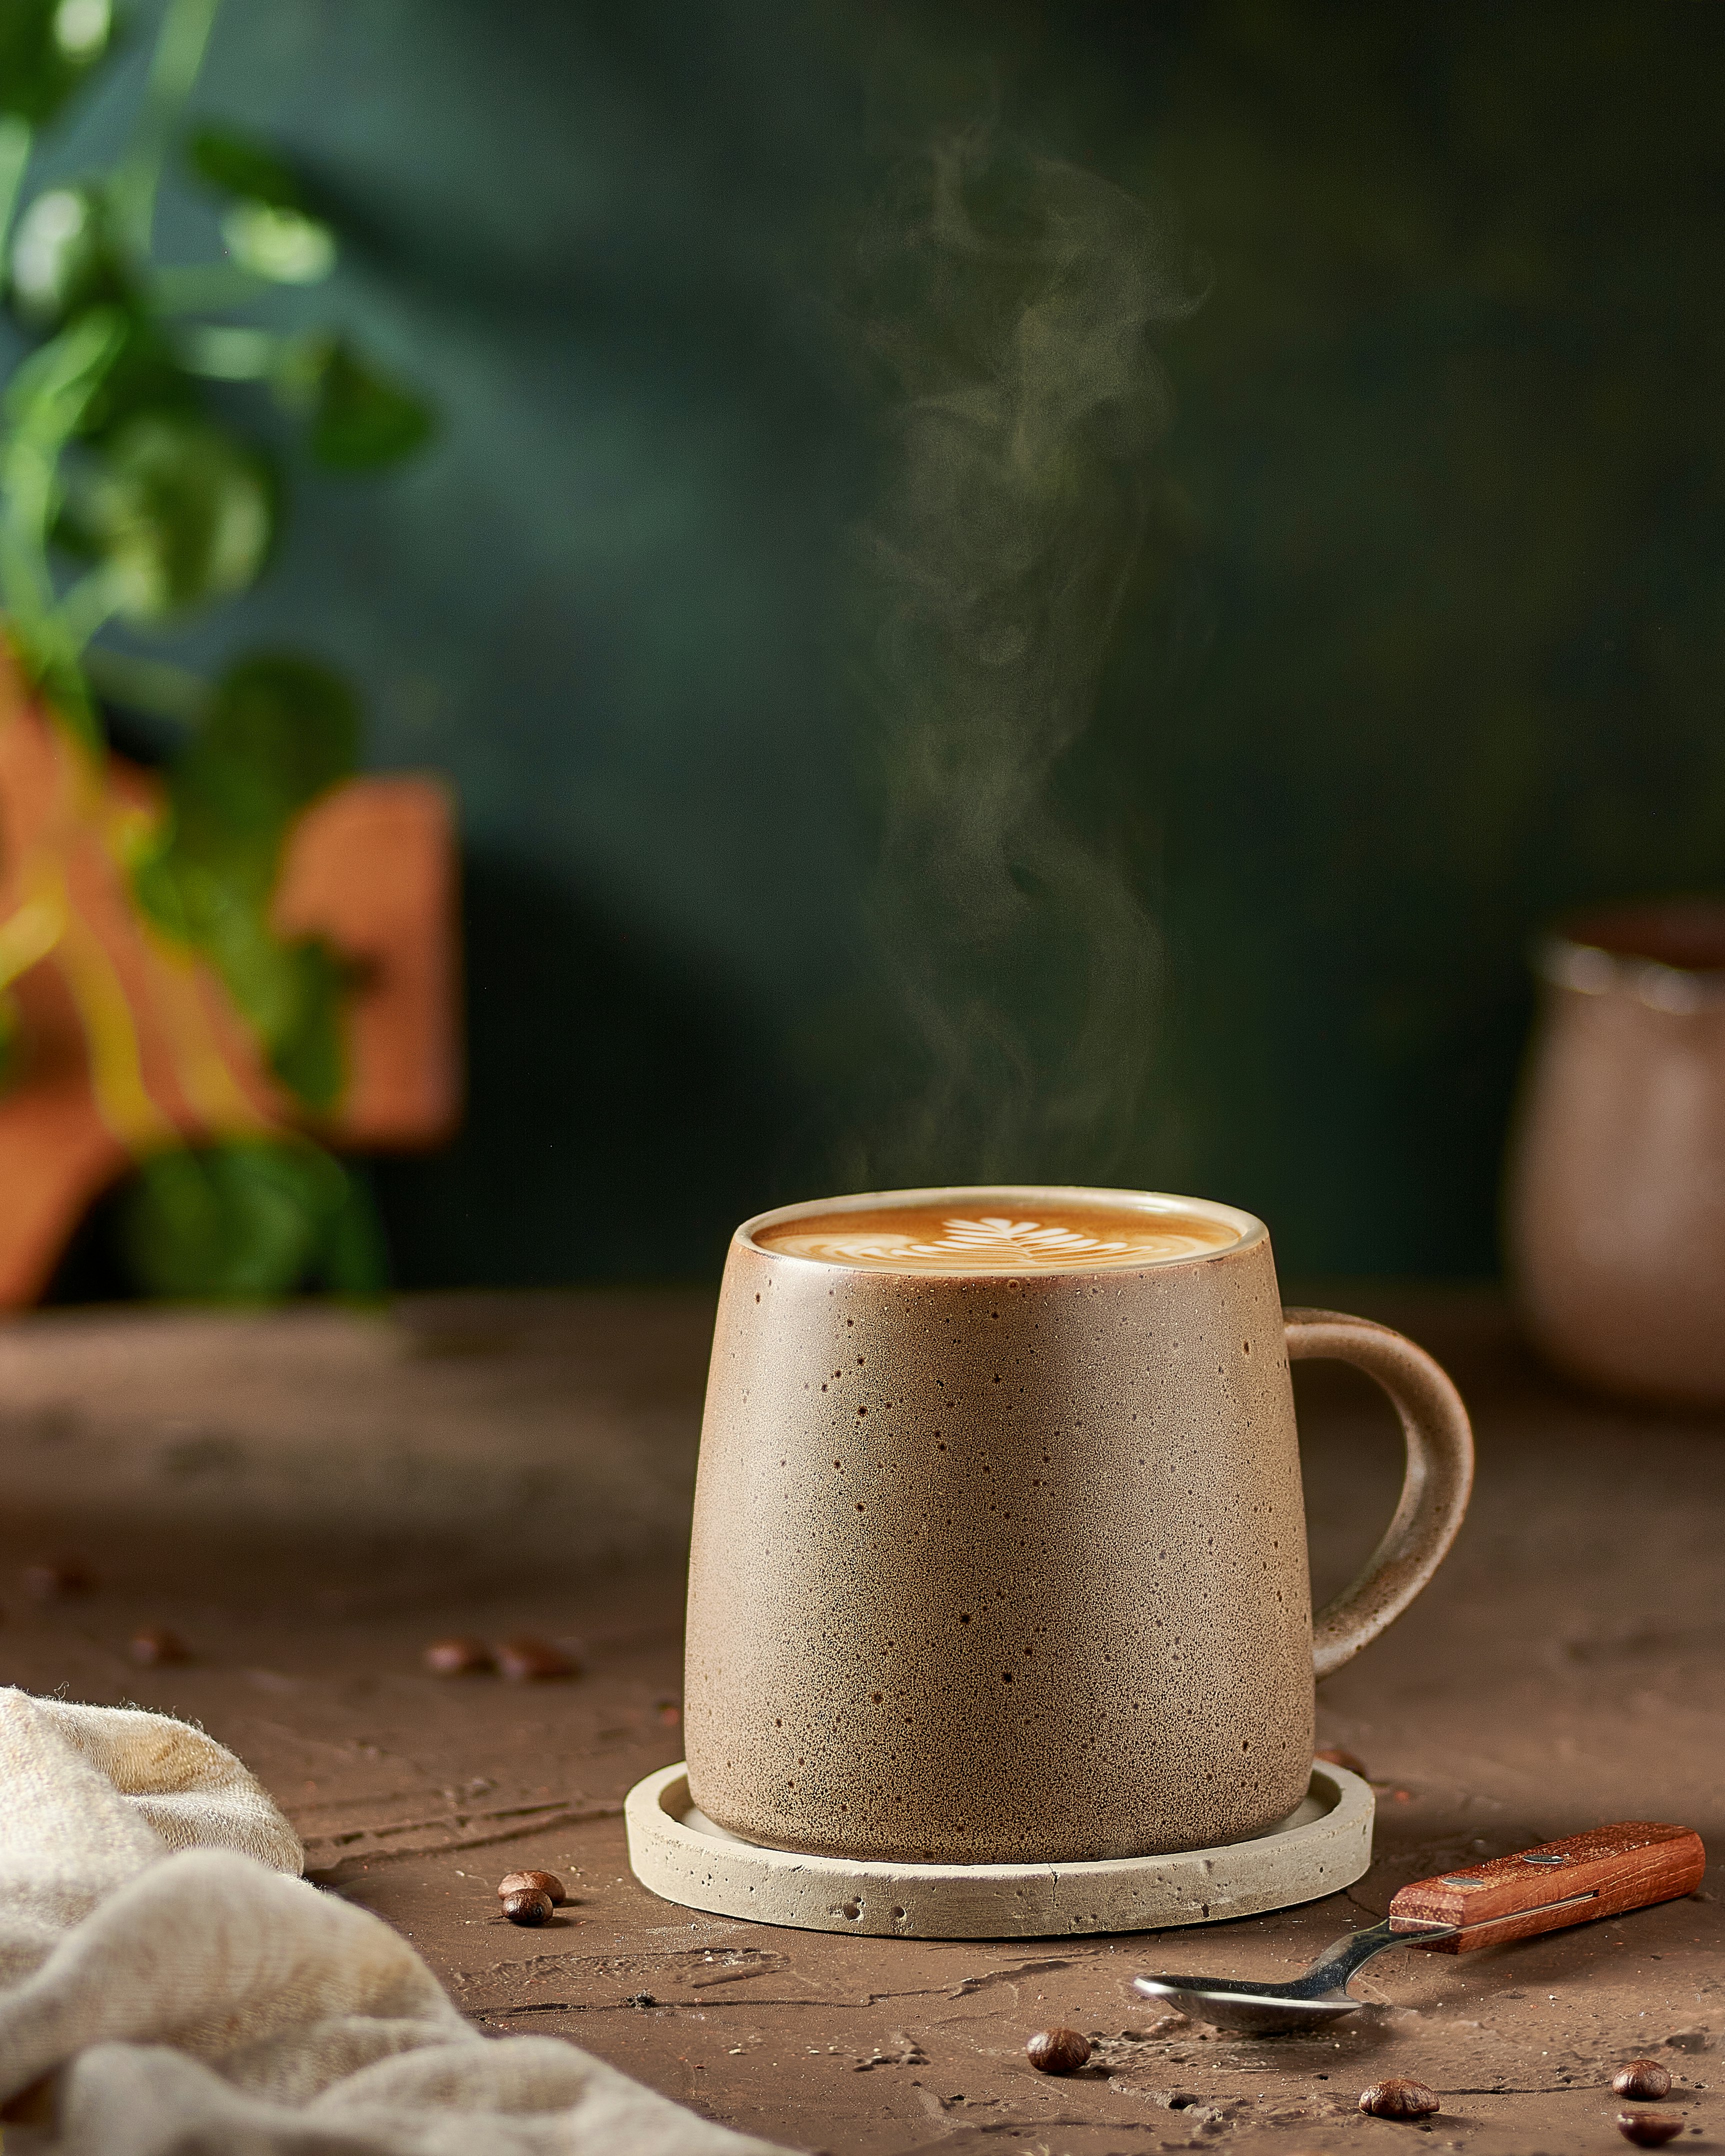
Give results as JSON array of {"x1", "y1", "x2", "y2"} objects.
[{"x1": 0, "y1": 1688, "x2": 788, "y2": 2154}]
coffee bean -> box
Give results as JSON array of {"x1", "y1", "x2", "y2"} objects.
[
  {"x1": 1026, "y1": 2028, "x2": 1090, "y2": 2076},
  {"x1": 501, "y1": 1888, "x2": 554, "y2": 1926},
  {"x1": 24, "y1": 1558, "x2": 92, "y2": 1600},
  {"x1": 498, "y1": 1868, "x2": 567, "y2": 1905},
  {"x1": 495, "y1": 1636, "x2": 578, "y2": 1682},
  {"x1": 1616, "y1": 2114, "x2": 1683, "y2": 2147},
  {"x1": 0, "y1": 2072, "x2": 54, "y2": 2126},
  {"x1": 128, "y1": 1626, "x2": 189, "y2": 1667},
  {"x1": 1358, "y1": 2078, "x2": 1440, "y2": 2120},
  {"x1": 1613, "y1": 2062, "x2": 1674, "y2": 2102},
  {"x1": 424, "y1": 1636, "x2": 494, "y2": 1677},
  {"x1": 1314, "y1": 1745, "x2": 1368, "y2": 1778}
]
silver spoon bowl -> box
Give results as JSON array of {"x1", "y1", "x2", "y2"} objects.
[
  {"x1": 1134, "y1": 1888, "x2": 1598, "y2": 2035},
  {"x1": 1136, "y1": 1824, "x2": 1702, "y2": 2036},
  {"x1": 1134, "y1": 1917, "x2": 1464, "y2": 2035}
]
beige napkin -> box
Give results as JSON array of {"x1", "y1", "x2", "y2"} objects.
[{"x1": 0, "y1": 1688, "x2": 788, "y2": 2154}]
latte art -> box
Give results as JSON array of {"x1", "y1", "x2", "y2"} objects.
[
  {"x1": 830, "y1": 1218, "x2": 1133, "y2": 1266},
  {"x1": 757, "y1": 1202, "x2": 1238, "y2": 1274}
]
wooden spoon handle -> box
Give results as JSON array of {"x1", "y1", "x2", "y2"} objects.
[{"x1": 1389, "y1": 1820, "x2": 1706, "y2": 1954}]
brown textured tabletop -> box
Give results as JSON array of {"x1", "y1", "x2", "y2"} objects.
[{"x1": 0, "y1": 1286, "x2": 1718, "y2": 2154}]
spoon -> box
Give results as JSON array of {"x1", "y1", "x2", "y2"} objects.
[{"x1": 1134, "y1": 1818, "x2": 1705, "y2": 2036}]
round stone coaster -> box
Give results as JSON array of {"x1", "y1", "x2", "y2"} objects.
[{"x1": 624, "y1": 1758, "x2": 1374, "y2": 1939}]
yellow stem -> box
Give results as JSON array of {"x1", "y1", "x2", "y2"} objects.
[
  {"x1": 52, "y1": 894, "x2": 176, "y2": 1152},
  {"x1": 139, "y1": 925, "x2": 277, "y2": 1136},
  {"x1": 0, "y1": 890, "x2": 62, "y2": 989},
  {"x1": 2, "y1": 662, "x2": 289, "y2": 1158}
]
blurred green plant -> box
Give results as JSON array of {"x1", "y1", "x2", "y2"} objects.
[
  {"x1": 118, "y1": 1134, "x2": 387, "y2": 1298},
  {"x1": 0, "y1": 0, "x2": 434, "y2": 1298}
]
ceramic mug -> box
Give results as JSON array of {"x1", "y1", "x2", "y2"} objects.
[
  {"x1": 684, "y1": 1186, "x2": 1473, "y2": 1864},
  {"x1": 1508, "y1": 900, "x2": 1725, "y2": 1404}
]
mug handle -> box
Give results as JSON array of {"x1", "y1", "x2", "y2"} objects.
[{"x1": 1284, "y1": 1308, "x2": 1475, "y2": 1679}]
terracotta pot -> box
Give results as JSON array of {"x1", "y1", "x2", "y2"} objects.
[{"x1": 1506, "y1": 898, "x2": 1725, "y2": 1404}]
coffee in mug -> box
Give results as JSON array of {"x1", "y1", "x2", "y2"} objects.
[
  {"x1": 754, "y1": 1196, "x2": 1238, "y2": 1270},
  {"x1": 684, "y1": 1186, "x2": 1472, "y2": 1865}
]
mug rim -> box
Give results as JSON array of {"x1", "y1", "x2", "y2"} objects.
[
  {"x1": 735, "y1": 1184, "x2": 1268, "y2": 1278},
  {"x1": 1534, "y1": 899, "x2": 1725, "y2": 1013}
]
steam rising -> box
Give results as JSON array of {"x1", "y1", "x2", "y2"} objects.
[{"x1": 848, "y1": 126, "x2": 1202, "y2": 1187}]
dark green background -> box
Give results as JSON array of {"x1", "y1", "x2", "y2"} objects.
[{"x1": 44, "y1": 2, "x2": 1725, "y2": 1283}]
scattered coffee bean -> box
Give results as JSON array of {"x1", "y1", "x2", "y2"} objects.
[
  {"x1": 498, "y1": 1868, "x2": 567, "y2": 1905},
  {"x1": 1616, "y1": 2114, "x2": 1682, "y2": 2148},
  {"x1": 424, "y1": 1636, "x2": 494, "y2": 1677},
  {"x1": 0, "y1": 2072, "x2": 55, "y2": 2126},
  {"x1": 128, "y1": 1626, "x2": 189, "y2": 1667},
  {"x1": 1614, "y1": 2062, "x2": 1674, "y2": 2102},
  {"x1": 494, "y1": 1636, "x2": 578, "y2": 1682},
  {"x1": 1026, "y1": 2028, "x2": 1090, "y2": 2076},
  {"x1": 1358, "y1": 2078, "x2": 1440, "y2": 2120},
  {"x1": 24, "y1": 1558, "x2": 92, "y2": 1600},
  {"x1": 500, "y1": 1888, "x2": 554, "y2": 1926}
]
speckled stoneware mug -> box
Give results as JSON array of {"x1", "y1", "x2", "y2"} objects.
[
  {"x1": 1508, "y1": 900, "x2": 1725, "y2": 1402},
  {"x1": 684, "y1": 1186, "x2": 1473, "y2": 1865}
]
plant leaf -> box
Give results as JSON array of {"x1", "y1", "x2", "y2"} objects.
[
  {"x1": 1, "y1": 304, "x2": 128, "y2": 745},
  {"x1": 72, "y1": 312, "x2": 202, "y2": 441},
  {"x1": 310, "y1": 340, "x2": 434, "y2": 468},
  {"x1": 2, "y1": 300, "x2": 126, "y2": 446},
  {"x1": 260, "y1": 938, "x2": 347, "y2": 1110},
  {"x1": 72, "y1": 410, "x2": 272, "y2": 617},
  {"x1": 8, "y1": 182, "x2": 129, "y2": 328},
  {"x1": 218, "y1": 199, "x2": 334, "y2": 284},
  {"x1": 131, "y1": 652, "x2": 360, "y2": 1110},
  {"x1": 118, "y1": 1138, "x2": 388, "y2": 1298},
  {"x1": 0, "y1": 0, "x2": 114, "y2": 127},
  {"x1": 186, "y1": 124, "x2": 304, "y2": 210},
  {"x1": 182, "y1": 652, "x2": 359, "y2": 837}
]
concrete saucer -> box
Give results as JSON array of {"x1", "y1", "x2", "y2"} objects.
[{"x1": 624, "y1": 1758, "x2": 1374, "y2": 1938}]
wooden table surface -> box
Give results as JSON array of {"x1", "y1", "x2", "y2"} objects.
[{"x1": 0, "y1": 1287, "x2": 1718, "y2": 2154}]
